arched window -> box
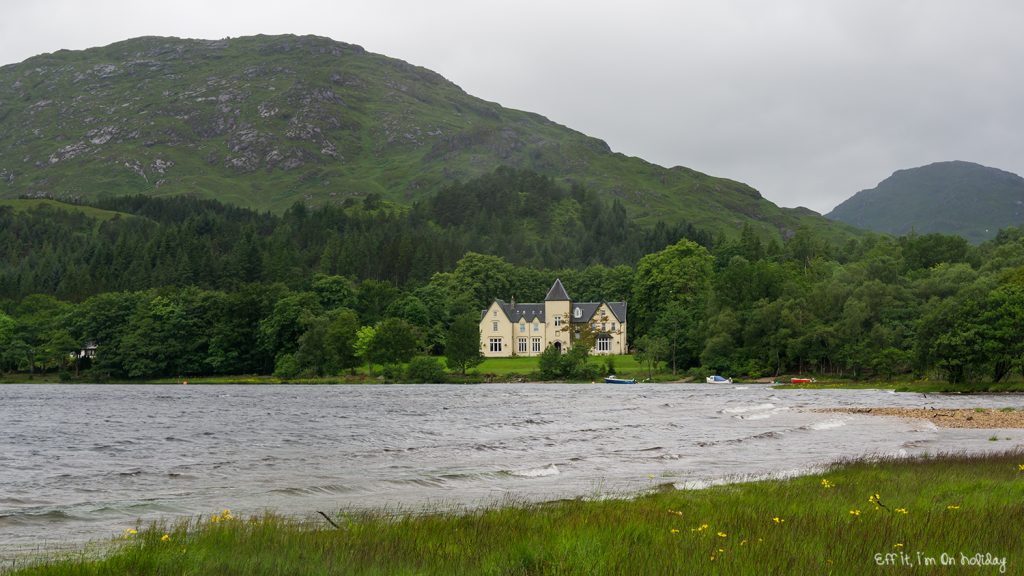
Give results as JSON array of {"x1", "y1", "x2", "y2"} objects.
[{"x1": 573, "y1": 307, "x2": 581, "y2": 319}]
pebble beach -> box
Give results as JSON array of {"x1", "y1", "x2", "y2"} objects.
[{"x1": 821, "y1": 407, "x2": 1024, "y2": 429}]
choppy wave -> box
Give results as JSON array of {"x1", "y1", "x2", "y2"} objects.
[
  {"x1": 721, "y1": 403, "x2": 775, "y2": 415},
  {"x1": 0, "y1": 509, "x2": 76, "y2": 527},
  {"x1": 271, "y1": 484, "x2": 354, "y2": 496},
  {"x1": 809, "y1": 419, "x2": 847, "y2": 431}
]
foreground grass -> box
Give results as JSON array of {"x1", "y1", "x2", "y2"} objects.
[{"x1": 12, "y1": 451, "x2": 1024, "y2": 575}]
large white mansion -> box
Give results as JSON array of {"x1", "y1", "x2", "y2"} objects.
[{"x1": 479, "y1": 279, "x2": 627, "y2": 357}]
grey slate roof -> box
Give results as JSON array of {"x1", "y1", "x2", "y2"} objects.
[
  {"x1": 508, "y1": 303, "x2": 546, "y2": 323},
  {"x1": 607, "y1": 302, "x2": 627, "y2": 323},
  {"x1": 480, "y1": 281, "x2": 627, "y2": 325},
  {"x1": 544, "y1": 279, "x2": 570, "y2": 301},
  {"x1": 481, "y1": 299, "x2": 548, "y2": 322},
  {"x1": 570, "y1": 302, "x2": 600, "y2": 324},
  {"x1": 569, "y1": 302, "x2": 627, "y2": 324}
]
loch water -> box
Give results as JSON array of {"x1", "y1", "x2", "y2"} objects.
[{"x1": 2, "y1": 383, "x2": 1022, "y2": 551}]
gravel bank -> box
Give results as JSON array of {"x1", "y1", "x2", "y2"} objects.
[{"x1": 820, "y1": 407, "x2": 1024, "y2": 429}]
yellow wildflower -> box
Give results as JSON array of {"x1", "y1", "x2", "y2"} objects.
[
  {"x1": 740, "y1": 539, "x2": 748, "y2": 546},
  {"x1": 670, "y1": 528, "x2": 680, "y2": 534},
  {"x1": 1018, "y1": 464, "x2": 1024, "y2": 471},
  {"x1": 772, "y1": 516, "x2": 784, "y2": 524},
  {"x1": 123, "y1": 528, "x2": 138, "y2": 537},
  {"x1": 210, "y1": 515, "x2": 220, "y2": 524},
  {"x1": 849, "y1": 509, "x2": 861, "y2": 516},
  {"x1": 893, "y1": 543, "x2": 904, "y2": 549},
  {"x1": 947, "y1": 504, "x2": 960, "y2": 510},
  {"x1": 161, "y1": 534, "x2": 171, "y2": 542},
  {"x1": 221, "y1": 509, "x2": 233, "y2": 520},
  {"x1": 895, "y1": 508, "x2": 908, "y2": 515},
  {"x1": 717, "y1": 532, "x2": 727, "y2": 538},
  {"x1": 820, "y1": 478, "x2": 833, "y2": 488}
]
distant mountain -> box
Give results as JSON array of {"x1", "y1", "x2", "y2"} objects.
[
  {"x1": 0, "y1": 34, "x2": 858, "y2": 242},
  {"x1": 827, "y1": 161, "x2": 1024, "y2": 243}
]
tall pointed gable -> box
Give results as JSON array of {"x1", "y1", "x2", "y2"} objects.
[{"x1": 544, "y1": 278, "x2": 571, "y2": 302}]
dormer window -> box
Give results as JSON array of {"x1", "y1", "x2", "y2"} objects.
[
  {"x1": 533, "y1": 321, "x2": 539, "y2": 332},
  {"x1": 573, "y1": 307, "x2": 581, "y2": 319},
  {"x1": 520, "y1": 322, "x2": 526, "y2": 333}
]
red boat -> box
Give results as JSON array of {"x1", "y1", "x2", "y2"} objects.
[{"x1": 790, "y1": 377, "x2": 815, "y2": 384}]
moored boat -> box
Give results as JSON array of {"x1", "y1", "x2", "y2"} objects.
[
  {"x1": 706, "y1": 375, "x2": 732, "y2": 384},
  {"x1": 790, "y1": 377, "x2": 816, "y2": 384},
  {"x1": 604, "y1": 376, "x2": 637, "y2": 384}
]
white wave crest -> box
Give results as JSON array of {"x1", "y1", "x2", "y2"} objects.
[
  {"x1": 721, "y1": 403, "x2": 775, "y2": 414},
  {"x1": 809, "y1": 419, "x2": 847, "y2": 431},
  {"x1": 508, "y1": 464, "x2": 560, "y2": 478}
]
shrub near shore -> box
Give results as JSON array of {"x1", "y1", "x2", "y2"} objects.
[{"x1": 12, "y1": 451, "x2": 1023, "y2": 575}]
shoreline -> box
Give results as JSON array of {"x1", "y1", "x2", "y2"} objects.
[{"x1": 819, "y1": 407, "x2": 1024, "y2": 428}]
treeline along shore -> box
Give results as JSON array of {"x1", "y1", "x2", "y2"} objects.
[{"x1": 2, "y1": 168, "x2": 1024, "y2": 385}]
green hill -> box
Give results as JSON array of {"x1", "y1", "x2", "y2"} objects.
[
  {"x1": 0, "y1": 34, "x2": 857, "y2": 242},
  {"x1": 826, "y1": 161, "x2": 1024, "y2": 243}
]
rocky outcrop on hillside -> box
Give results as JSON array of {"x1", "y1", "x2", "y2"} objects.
[{"x1": 0, "y1": 34, "x2": 856, "y2": 240}]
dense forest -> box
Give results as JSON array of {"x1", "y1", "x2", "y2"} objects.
[
  {"x1": 1, "y1": 167, "x2": 1023, "y2": 385},
  {"x1": 0, "y1": 167, "x2": 708, "y2": 298}
]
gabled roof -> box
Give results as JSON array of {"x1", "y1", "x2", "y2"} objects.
[
  {"x1": 481, "y1": 299, "x2": 510, "y2": 321},
  {"x1": 607, "y1": 302, "x2": 627, "y2": 323},
  {"x1": 570, "y1": 302, "x2": 628, "y2": 324},
  {"x1": 570, "y1": 302, "x2": 600, "y2": 324},
  {"x1": 480, "y1": 292, "x2": 627, "y2": 324},
  {"x1": 544, "y1": 279, "x2": 570, "y2": 301}
]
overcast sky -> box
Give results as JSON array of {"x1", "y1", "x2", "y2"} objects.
[{"x1": 3, "y1": 0, "x2": 1022, "y2": 213}]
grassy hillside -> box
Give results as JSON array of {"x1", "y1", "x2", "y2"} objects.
[
  {"x1": 0, "y1": 198, "x2": 135, "y2": 223},
  {"x1": 827, "y1": 160, "x2": 1024, "y2": 243},
  {"x1": 0, "y1": 35, "x2": 859, "y2": 243}
]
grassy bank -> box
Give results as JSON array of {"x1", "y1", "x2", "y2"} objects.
[
  {"x1": 7, "y1": 362, "x2": 1022, "y2": 390},
  {"x1": 1, "y1": 355, "x2": 675, "y2": 385},
  {"x1": 10, "y1": 451, "x2": 1023, "y2": 575}
]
